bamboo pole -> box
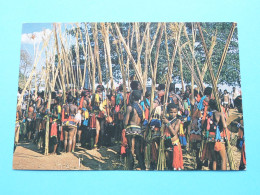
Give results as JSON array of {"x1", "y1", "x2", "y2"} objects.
[
  {"x1": 58, "y1": 25, "x2": 70, "y2": 90},
  {"x1": 75, "y1": 28, "x2": 82, "y2": 88},
  {"x1": 91, "y1": 23, "x2": 103, "y2": 84},
  {"x1": 114, "y1": 23, "x2": 144, "y2": 87},
  {"x1": 143, "y1": 24, "x2": 150, "y2": 97},
  {"x1": 191, "y1": 23, "x2": 196, "y2": 104},
  {"x1": 181, "y1": 51, "x2": 203, "y2": 91},
  {"x1": 144, "y1": 24, "x2": 151, "y2": 169},
  {"x1": 126, "y1": 26, "x2": 131, "y2": 90},
  {"x1": 18, "y1": 34, "x2": 51, "y2": 106},
  {"x1": 178, "y1": 43, "x2": 185, "y2": 93},
  {"x1": 85, "y1": 23, "x2": 96, "y2": 93},
  {"x1": 183, "y1": 23, "x2": 204, "y2": 92},
  {"x1": 215, "y1": 23, "x2": 237, "y2": 83},
  {"x1": 157, "y1": 23, "x2": 183, "y2": 170},
  {"x1": 65, "y1": 27, "x2": 77, "y2": 91},
  {"x1": 75, "y1": 24, "x2": 85, "y2": 88},
  {"x1": 44, "y1": 55, "x2": 51, "y2": 155},
  {"x1": 78, "y1": 23, "x2": 92, "y2": 88},
  {"x1": 147, "y1": 24, "x2": 165, "y2": 170},
  {"x1": 201, "y1": 34, "x2": 217, "y2": 81},
  {"x1": 56, "y1": 25, "x2": 67, "y2": 93},
  {"x1": 104, "y1": 42, "x2": 109, "y2": 90},
  {"x1": 44, "y1": 24, "x2": 59, "y2": 155},
  {"x1": 135, "y1": 22, "x2": 149, "y2": 80},
  {"x1": 101, "y1": 23, "x2": 114, "y2": 91},
  {"x1": 197, "y1": 23, "x2": 235, "y2": 170},
  {"x1": 117, "y1": 40, "x2": 127, "y2": 112},
  {"x1": 145, "y1": 23, "x2": 163, "y2": 169}
]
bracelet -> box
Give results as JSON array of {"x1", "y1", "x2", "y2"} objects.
[{"x1": 166, "y1": 122, "x2": 171, "y2": 127}]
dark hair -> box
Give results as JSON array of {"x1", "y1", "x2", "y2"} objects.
[
  {"x1": 234, "y1": 95, "x2": 242, "y2": 113},
  {"x1": 131, "y1": 90, "x2": 141, "y2": 101},
  {"x1": 67, "y1": 94, "x2": 74, "y2": 103},
  {"x1": 204, "y1": 87, "x2": 212, "y2": 96},
  {"x1": 158, "y1": 84, "x2": 165, "y2": 91},
  {"x1": 55, "y1": 97, "x2": 61, "y2": 104},
  {"x1": 183, "y1": 92, "x2": 189, "y2": 100},
  {"x1": 51, "y1": 91, "x2": 56, "y2": 99},
  {"x1": 160, "y1": 95, "x2": 165, "y2": 105},
  {"x1": 194, "y1": 89, "x2": 198, "y2": 97},
  {"x1": 81, "y1": 91, "x2": 87, "y2": 97},
  {"x1": 167, "y1": 103, "x2": 178, "y2": 112},
  {"x1": 118, "y1": 84, "x2": 123, "y2": 92},
  {"x1": 130, "y1": 75, "x2": 135, "y2": 81},
  {"x1": 40, "y1": 91, "x2": 45, "y2": 98},
  {"x1": 97, "y1": 85, "x2": 104, "y2": 91},
  {"x1": 145, "y1": 90, "x2": 151, "y2": 98},
  {"x1": 169, "y1": 83, "x2": 175, "y2": 92},
  {"x1": 107, "y1": 95, "x2": 112, "y2": 101},
  {"x1": 130, "y1": 81, "x2": 139, "y2": 90},
  {"x1": 209, "y1": 99, "x2": 218, "y2": 110}
]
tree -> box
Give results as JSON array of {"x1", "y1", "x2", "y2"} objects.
[{"x1": 19, "y1": 49, "x2": 32, "y2": 88}]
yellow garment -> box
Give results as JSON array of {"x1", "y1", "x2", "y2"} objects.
[
  {"x1": 84, "y1": 110, "x2": 89, "y2": 119},
  {"x1": 126, "y1": 125, "x2": 141, "y2": 129},
  {"x1": 172, "y1": 139, "x2": 180, "y2": 145},
  {"x1": 57, "y1": 105, "x2": 61, "y2": 113},
  {"x1": 95, "y1": 94, "x2": 100, "y2": 104},
  {"x1": 99, "y1": 99, "x2": 107, "y2": 112},
  {"x1": 179, "y1": 122, "x2": 184, "y2": 135}
]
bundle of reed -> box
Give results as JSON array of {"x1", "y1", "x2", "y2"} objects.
[
  {"x1": 45, "y1": 23, "x2": 67, "y2": 155},
  {"x1": 114, "y1": 23, "x2": 144, "y2": 88},
  {"x1": 91, "y1": 23, "x2": 103, "y2": 85},
  {"x1": 157, "y1": 23, "x2": 183, "y2": 170},
  {"x1": 101, "y1": 23, "x2": 114, "y2": 91},
  {"x1": 144, "y1": 23, "x2": 163, "y2": 169},
  {"x1": 197, "y1": 22, "x2": 237, "y2": 170}
]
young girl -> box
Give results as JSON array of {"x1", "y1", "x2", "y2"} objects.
[{"x1": 163, "y1": 103, "x2": 183, "y2": 170}]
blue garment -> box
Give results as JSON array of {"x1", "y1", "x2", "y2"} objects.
[
  {"x1": 187, "y1": 98, "x2": 191, "y2": 106},
  {"x1": 150, "y1": 119, "x2": 161, "y2": 127},
  {"x1": 198, "y1": 96, "x2": 206, "y2": 111},
  {"x1": 140, "y1": 101, "x2": 145, "y2": 111},
  {"x1": 215, "y1": 126, "x2": 221, "y2": 141},
  {"x1": 131, "y1": 102, "x2": 143, "y2": 121},
  {"x1": 140, "y1": 98, "x2": 150, "y2": 111},
  {"x1": 116, "y1": 93, "x2": 124, "y2": 105}
]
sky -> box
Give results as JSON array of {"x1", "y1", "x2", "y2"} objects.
[
  {"x1": 22, "y1": 23, "x2": 53, "y2": 34},
  {"x1": 20, "y1": 22, "x2": 241, "y2": 92},
  {"x1": 20, "y1": 23, "x2": 72, "y2": 74},
  {"x1": 20, "y1": 23, "x2": 54, "y2": 72}
]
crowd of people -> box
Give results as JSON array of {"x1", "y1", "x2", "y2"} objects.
[{"x1": 15, "y1": 80, "x2": 245, "y2": 170}]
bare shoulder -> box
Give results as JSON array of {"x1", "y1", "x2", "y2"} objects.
[
  {"x1": 126, "y1": 105, "x2": 132, "y2": 112},
  {"x1": 204, "y1": 97, "x2": 210, "y2": 102},
  {"x1": 214, "y1": 111, "x2": 222, "y2": 120},
  {"x1": 176, "y1": 118, "x2": 181, "y2": 125}
]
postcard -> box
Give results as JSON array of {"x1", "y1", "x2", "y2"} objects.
[{"x1": 13, "y1": 22, "x2": 245, "y2": 171}]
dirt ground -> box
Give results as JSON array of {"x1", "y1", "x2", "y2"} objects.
[
  {"x1": 13, "y1": 109, "x2": 243, "y2": 171},
  {"x1": 13, "y1": 143, "x2": 124, "y2": 170}
]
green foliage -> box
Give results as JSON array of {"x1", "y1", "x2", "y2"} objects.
[
  {"x1": 19, "y1": 49, "x2": 32, "y2": 89},
  {"x1": 66, "y1": 22, "x2": 240, "y2": 87}
]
